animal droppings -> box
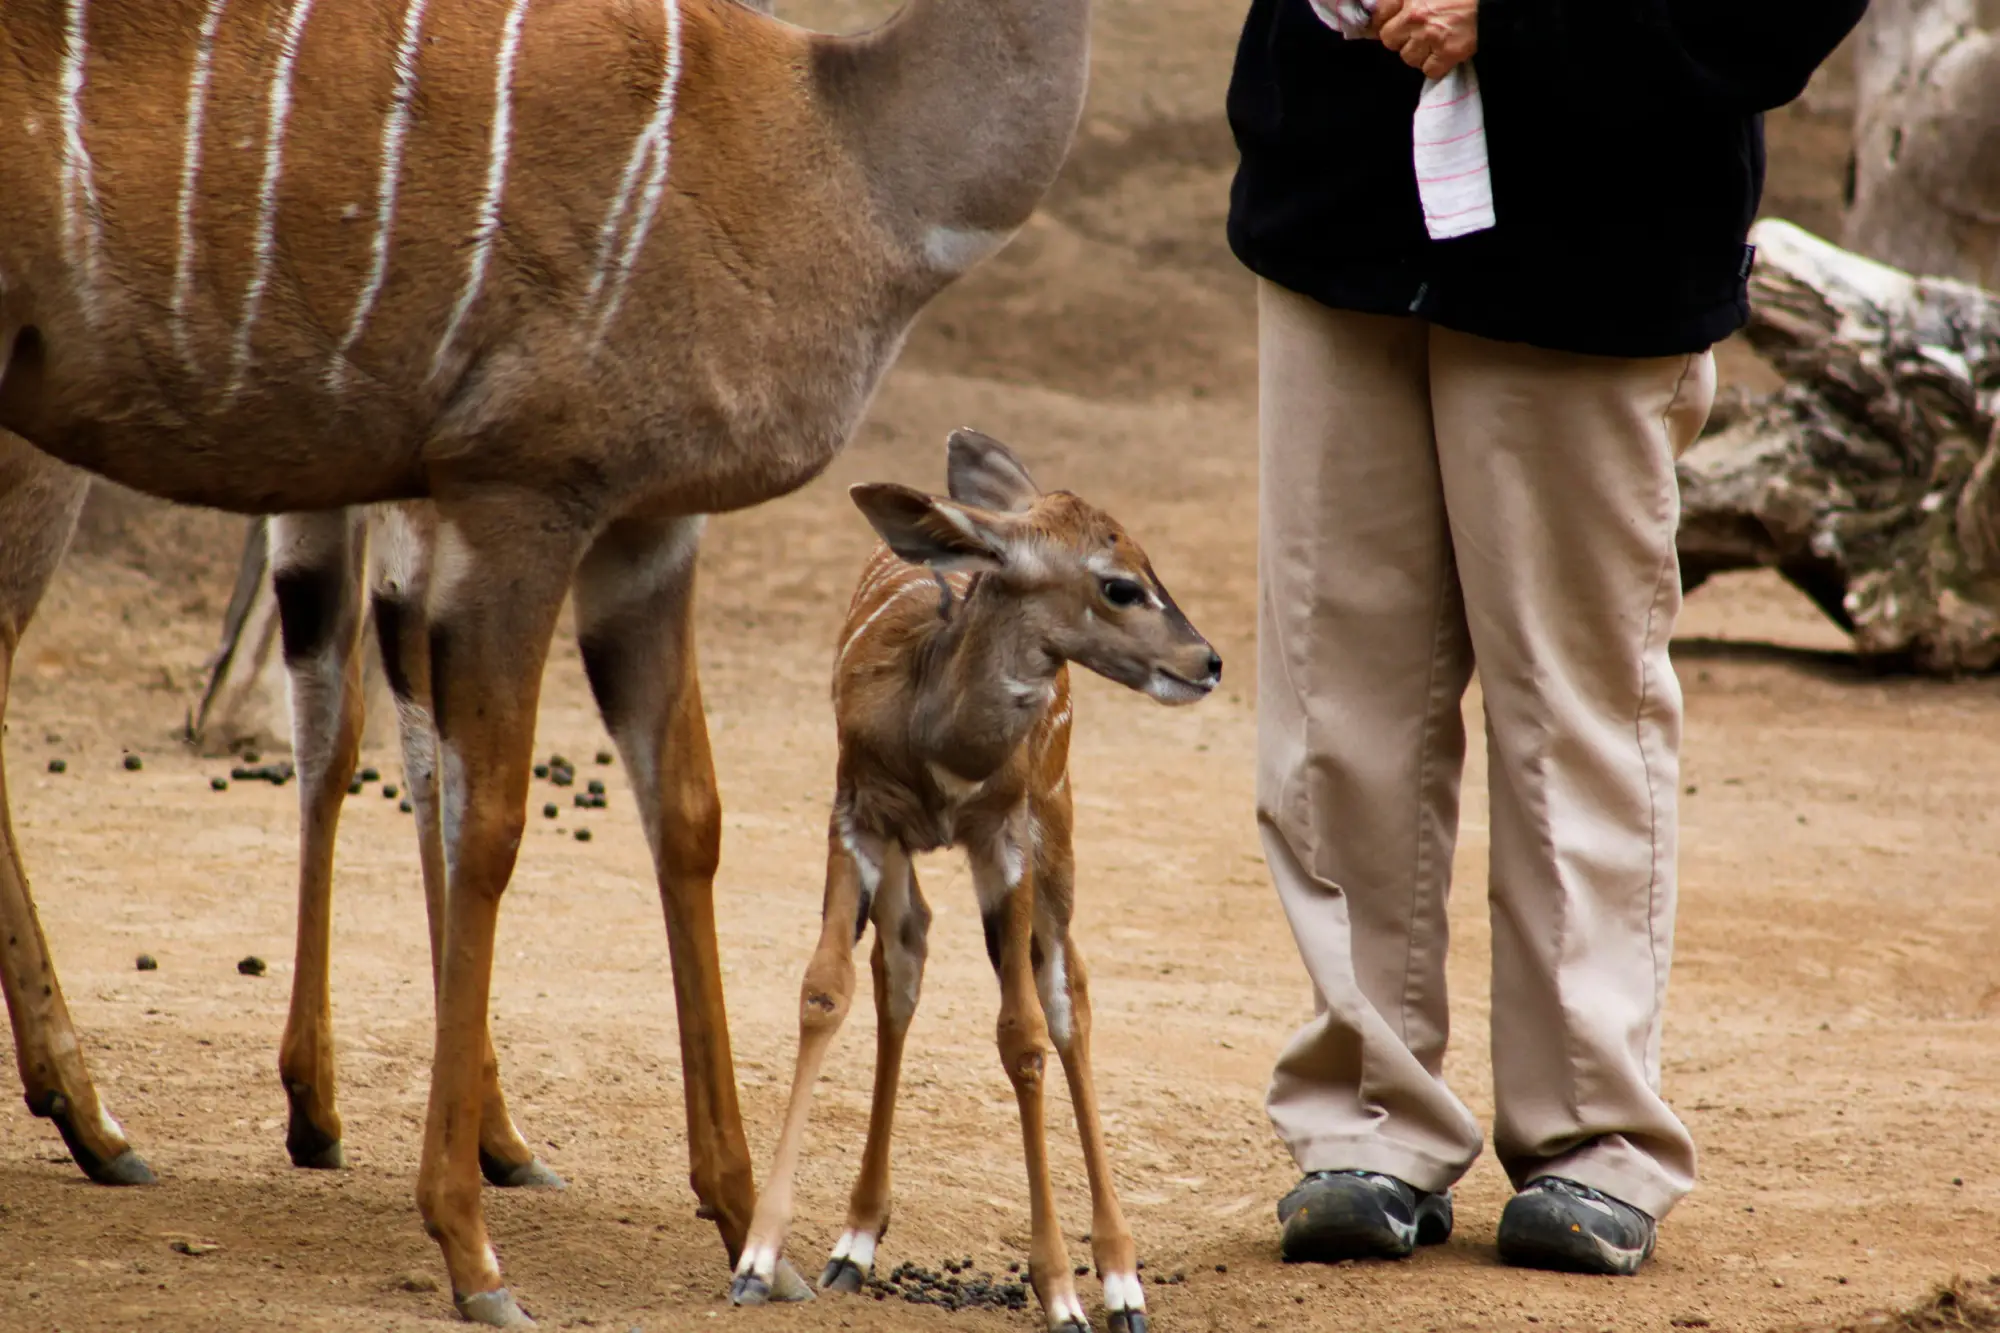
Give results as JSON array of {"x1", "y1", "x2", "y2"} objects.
[
  {"x1": 550, "y1": 768, "x2": 575, "y2": 788},
  {"x1": 360, "y1": 767, "x2": 381, "y2": 783},
  {"x1": 587, "y1": 779, "x2": 606, "y2": 796},
  {"x1": 574, "y1": 793, "x2": 607, "y2": 810},
  {"x1": 596, "y1": 751, "x2": 614, "y2": 765},
  {"x1": 230, "y1": 761, "x2": 296, "y2": 786},
  {"x1": 382, "y1": 785, "x2": 400, "y2": 800},
  {"x1": 238, "y1": 956, "x2": 267, "y2": 977},
  {"x1": 123, "y1": 754, "x2": 143, "y2": 771},
  {"x1": 242, "y1": 752, "x2": 261, "y2": 764},
  {"x1": 574, "y1": 829, "x2": 593, "y2": 843},
  {"x1": 47, "y1": 759, "x2": 66, "y2": 774},
  {"x1": 544, "y1": 804, "x2": 559, "y2": 819},
  {"x1": 1215, "y1": 1264, "x2": 1228, "y2": 1274},
  {"x1": 871, "y1": 1261, "x2": 1030, "y2": 1313},
  {"x1": 534, "y1": 765, "x2": 549, "y2": 779},
  {"x1": 399, "y1": 800, "x2": 413, "y2": 814},
  {"x1": 211, "y1": 778, "x2": 228, "y2": 791},
  {"x1": 348, "y1": 780, "x2": 363, "y2": 795},
  {"x1": 136, "y1": 954, "x2": 158, "y2": 972}
]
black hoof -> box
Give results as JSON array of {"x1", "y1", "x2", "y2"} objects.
[
  {"x1": 38, "y1": 1093, "x2": 156, "y2": 1185},
  {"x1": 729, "y1": 1274, "x2": 771, "y2": 1307},
  {"x1": 1054, "y1": 1321, "x2": 1092, "y2": 1333},
  {"x1": 1108, "y1": 1313, "x2": 1149, "y2": 1333},
  {"x1": 819, "y1": 1257, "x2": 866, "y2": 1293},
  {"x1": 283, "y1": 1081, "x2": 346, "y2": 1169},
  {"x1": 480, "y1": 1149, "x2": 565, "y2": 1190}
]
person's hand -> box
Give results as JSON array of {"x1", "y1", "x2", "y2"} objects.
[{"x1": 1371, "y1": 0, "x2": 1478, "y2": 80}]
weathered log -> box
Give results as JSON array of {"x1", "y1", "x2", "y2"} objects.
[{"x1": 1677, "y1": 218, "x2": 2000, "y2": 673}]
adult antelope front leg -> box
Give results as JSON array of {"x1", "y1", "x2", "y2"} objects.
[
  {"x1": 370, "y1": 507, "x2": 561, "y2": 1191},
  {"x1": 270, "y1": 511, "x2": 371, "y2": 1170},
  {"x1": 0, "y1": 434, "x2": 153, "y2": 1186},
  {"x1": 571, "y1": 515, "x2": 773, "y2": 1284},
  {"x1": 412, "y1": 497, "x2": 583, "y2": 1327}
]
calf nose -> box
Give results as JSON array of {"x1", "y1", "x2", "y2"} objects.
[{"x1": 1205, "y1": 651, "x2": 1223, "y2": 682}]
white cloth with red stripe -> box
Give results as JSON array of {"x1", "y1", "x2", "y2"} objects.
[{"x1": 1309, "y1": 0, "x2": 1496, "y2": 240}]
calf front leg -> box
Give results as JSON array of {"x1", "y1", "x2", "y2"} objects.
[
  {"x1": 822, "y1": 854, "x2": 930, "y2": 1293},
  {"x1": 976, "y1": 831, "x2": 1087, "y2": 1333}
]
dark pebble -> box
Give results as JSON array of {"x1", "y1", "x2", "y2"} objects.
[
  {"x1": 47, "y1": 759, "x2": 66, "y2": 774},
  {"x1": 399, "y1": 799, "x2": 413, "y2": 814},
  {"x1": 136, "y1": 954, "x2": 158, "y2": 972},
  {"x1": 360, "y1": 767, "x2": 380, "y2": 783},
  {"x1": 123, "y1": 754, "x2": 143, "y2": 771},
  {"x1": 533, "y1": 765, "x2": 549, "y2": 779},
  {"x1": 238, "y1": 956, "x2": 267, "y2": 977},
  {"x1": 575, "y1": 828, "x2": 592, "y2": 842},
  {"x1": 596, "y1": 751, "x2": 614, "y2": 766},
  {"x1": 211, "y1": 778, "x2": 228, "y2": 792},
  {"x1": 543, "y1": 804, "x2": 559, "y2": 819}
]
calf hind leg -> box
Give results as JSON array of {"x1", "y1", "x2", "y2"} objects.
[{"x1": 0, "y1": 435, "x2": 152, "y2": 1184}]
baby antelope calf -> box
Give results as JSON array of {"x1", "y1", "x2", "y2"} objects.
[{"x1": 729, "y1": 430, "x2": 1221, "y2": 1331}]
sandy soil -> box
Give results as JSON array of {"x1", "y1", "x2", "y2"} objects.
[{"x1": 7, "y1": 9, "x2": 2000, "y2": 1333}]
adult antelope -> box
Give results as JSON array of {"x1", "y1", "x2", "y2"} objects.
[
  {"x1": 0, "y1": 0, "x2": 1090, "y2": 1320},
  {"x1": 728, "y1": 431, "x2": 1220, "y2": 1333}
]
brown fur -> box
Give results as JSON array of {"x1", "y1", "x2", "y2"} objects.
[{"x1": 0, "y1": 0, "x2": 1090, "y2": 1320}]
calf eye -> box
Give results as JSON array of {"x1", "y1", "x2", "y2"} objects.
[{"x1": 1100, "y1": 577, "x2": 1146, "y2": 608}]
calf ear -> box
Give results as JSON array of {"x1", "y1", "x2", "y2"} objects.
[
  {"x1": 946, "y1": 429, "x2": 1041, "y2": 513},
  {"x1": 850, "y1": 483, "x2": 1006, "y2": 573}
]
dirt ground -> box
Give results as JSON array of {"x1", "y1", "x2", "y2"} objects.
[{"x1": 6, "y1": 8, "x2": 1999, "y2": 1333}]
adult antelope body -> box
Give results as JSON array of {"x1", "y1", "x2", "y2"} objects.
[
  {"x1": 729, "y1": 431, "x2": 1221, "y2": 1332},
  {"x1": 0, "y1": 0, "x2": 1090, "y2": 1320}
]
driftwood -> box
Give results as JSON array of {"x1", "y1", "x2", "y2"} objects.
[{"x1": 1677, "y1": 218, "x2": 2000, "y2": 672}]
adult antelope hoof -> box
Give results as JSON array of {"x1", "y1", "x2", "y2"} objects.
[
  {"x1": 818, "y1": 1256, "x2": 867, "y2": 1293},
  {"x1": 1107, "y1": 1313, "x2": 1149, "y2": 1333},
  {"x1": 479, "y1": 1149, "x2": 566, "y2": 1190},
  {"x1": 40, "y1": 1094, "x2": 156, "y2": 1185},
  {"x1": 730, "y1": 1259, "x2": 813, "y2": 1306},
  {"x1": 729, "y1": 1273, "x2": 771, "y2": 1306},
  {"x1": 283, "y1": 1085, "x2": 346, "y2": 1170},
  {"x1": 455, "y1": 1287, "x2": 535, "y2": 1328}
]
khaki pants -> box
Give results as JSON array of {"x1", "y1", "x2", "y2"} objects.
[{"x1": 1255, "y1": 279, "x2": 1714, "y2": 1220}]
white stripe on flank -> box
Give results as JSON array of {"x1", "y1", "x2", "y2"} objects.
[
  {"x1": 588, "y1": 0, "x2": 683, "y2": 344},
  {"x1": 58, "y1": 0, "x2": 104, "y2": 320},
  {"x1": 836, "y1": 582, "x2": 922, "y2": 670},
  {"x1": 430, "y1": 0, "x2": 533, "y2": 382},
  {"x1": 225, "y1": 0, "x2": 319, "y2": 401},
  {"x1": 326, "y1": 0, "x2": 431, "y2": 391},
  {"x1": 172, "y1": 0, "x2": 232, "y2": 372}
]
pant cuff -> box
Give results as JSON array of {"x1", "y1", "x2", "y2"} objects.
[
  {"x1": 1286, "y1": 1133, "x2": 1480, "y2": 1198},
  {"x1": 1521, "y1": 1150, "x2": 1689, "y2": 1222}
]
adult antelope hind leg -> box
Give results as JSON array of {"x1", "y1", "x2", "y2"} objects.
[
  {"x1": 0, "y1": 432, "x2": 154, "y2": 1186},
  {"x1": 367, "y1": 506, "x2": 561, "y2": 1191},
  {"x1": 572, "y1": 514, "x2": 802, "y2": 1295},
  {"x1": 1033, "y1": 786, "x2": 1147, "y2": 1333}
]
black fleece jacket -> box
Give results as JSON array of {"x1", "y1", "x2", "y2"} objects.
[{"x1": 1225, "y1": 0, "x2": 1870, "y2": 357}]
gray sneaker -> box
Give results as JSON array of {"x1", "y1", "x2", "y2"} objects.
[
  {"x1": 1497, "y1": 1177, "x2": 1657, "y2": 1276},
  {"x1": 1277, "y1": 1170, "x2": 1453, "y2": 1262}
]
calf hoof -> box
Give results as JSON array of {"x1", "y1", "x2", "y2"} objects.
[
  {"x1": 479, "y1": 1149, "x2": 565, "y2": 1190},
  {"x1": 819, "y1": 1257, "x2": 866, "y2": 1293},
  {"x1": 283, "y1": 1082, "x2": 346, "y2": 1170},
  {"x1": 1107, "y1": 1314, "x2": 1149, "y2": 1333},
  {"x1": 456, "y1": 1287, "x2": 535, "y2": 1328},
  {"x1": 729, "y1": 1273, "x2": 771, "y2": 1307}
]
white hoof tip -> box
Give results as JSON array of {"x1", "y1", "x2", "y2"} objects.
[
  {"x1": 819, "y1": 1257, "x2": 866, "y2": 1293},
  {"x1": 456, "y1": 1287, "x2": 534, "y2": 1328},
  {"x1": 770, "y1": 1258, "x2": 816, "y2": 1303},
  {"x1": 729, "y1": 1274, "x2": 771, "y2": 1306}
]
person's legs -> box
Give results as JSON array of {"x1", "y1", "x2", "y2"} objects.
[
  {"x1": 1255, "y1": 280, "x2": 1482, "y2": 1258},
  {"x1": 1428, "y1": 327, "x2": 1714, "y2": 1270}
]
